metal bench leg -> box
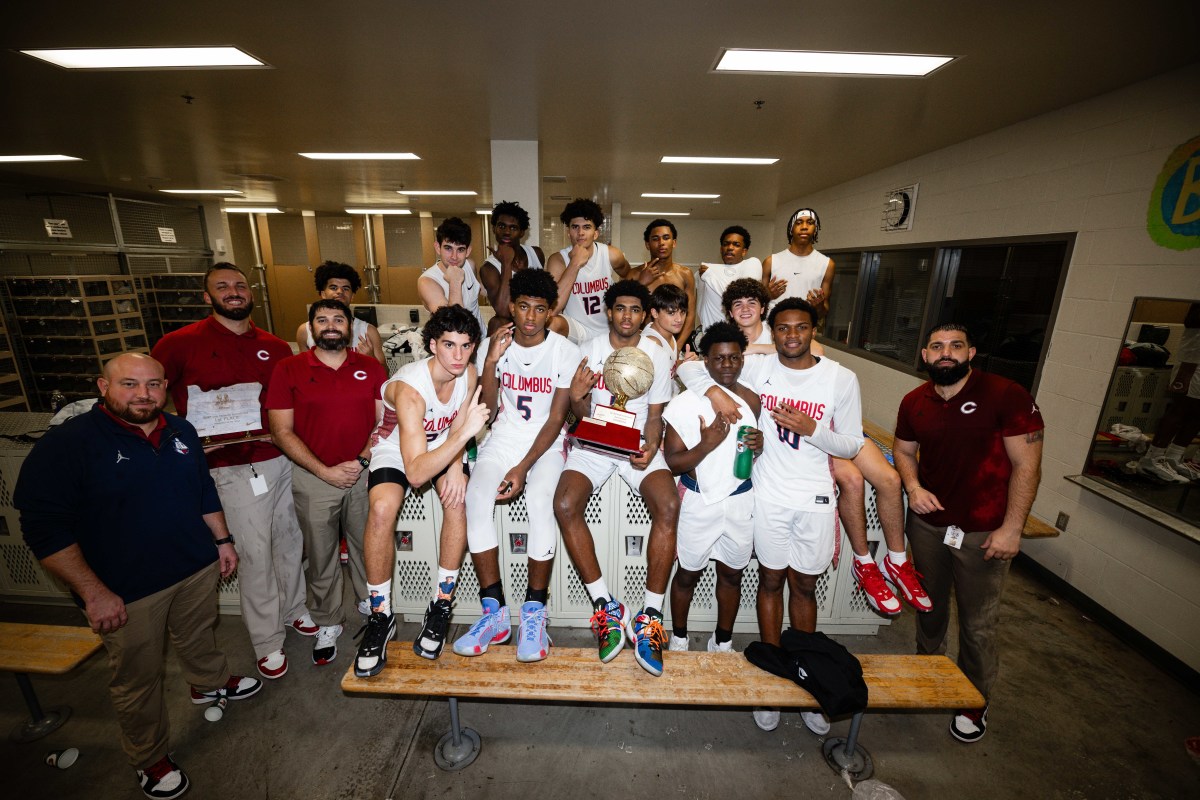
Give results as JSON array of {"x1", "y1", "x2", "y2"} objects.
[
  {"x1": 433, "y1": 696, "x2": 481, "y2": 771},
  {"x1": 821, "y1": 711, "x2": 875, "y2": 784},
  {"x1": 10, "y1": 672, "x2": 72, "y2": 743}
]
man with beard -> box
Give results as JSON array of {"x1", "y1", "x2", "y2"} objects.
[
  {"x1": 266, "y1": 299, "x2": 386, "y2": 666},
  {"x1": 15, "y1": 353, "x2": 262, "y2": 800},
  {"x1": 152, "y1": 263, "x2": 315, "y2": 681},
  {"x1": 893, "y1": 323, "x2": 1044, "y2": 743}
]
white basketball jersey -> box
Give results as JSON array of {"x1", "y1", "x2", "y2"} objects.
[
  {"x1": 559, "y1": 244, "x2": 613, "y2": 340},
  {"x1": 421, "y1": 261, "x2": 486, "y2": 333},
  {"x1": 662, "y1": 387, "x2": 755, "y2": 504},
  {"x1": 476, "y1": 331, "x2": 579, "y2": 434},
  {"x1": 377, "y1": 357, "x2": 468, "y2": 452},
  {"x1": 580, "y1": 333, "x2": 673, "y2": 429},
  {"x1": 483, "y1": 244, "x2": 543, "y2": 272},
  {"x1": 697, "y1": 256, "x2": 763, "y2": 329},
  {"x1": 769, "y1": 248, "x2": 828, "y2": 308}
]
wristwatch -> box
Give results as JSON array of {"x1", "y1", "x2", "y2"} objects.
[
  {"x1": 214, "y1": 536, "x2": 235, "y2": 546},
  {"x1": 356, "y1": 456, "x2": 370, "y2": 469}
]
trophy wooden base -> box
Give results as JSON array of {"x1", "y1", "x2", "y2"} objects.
[{"x1": 568, "y1": 418, "x2": 642, "y2": 459}]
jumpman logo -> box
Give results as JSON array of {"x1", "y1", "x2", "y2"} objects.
[{"x1": 115, "y1": 450, "x2": 130, "y2": 465}]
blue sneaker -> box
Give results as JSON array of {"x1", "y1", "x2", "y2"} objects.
[
  {"x1": 628, "y1": 608, "x2": 667, "y2": 677},
  {"x1": 452, "y1": 598, "x2": 511, "y2": 656},
  {"x1": 516, "y1": 601, "x2": 552, "y2": 662}
]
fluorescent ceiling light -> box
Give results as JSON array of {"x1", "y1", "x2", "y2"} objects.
[
  {"x1": 21, "y1": 47, "x2": 265, "y2": 70},
  {"x1": 398, "y1": 190, "x2": 477, "y2": 196},
  {"x1": 475, "y1": 209, "x2": 493, "y2": 215},
  {"x1": 345, "y1": 208, "x2": 412, "y2": 215},
  {"x1": 631, "y1": 211, "x2": 691, "y2": 217},
  {"x1": 661, "y1": 156, "x2": 778, "y2": 165},
  {"x1": 715, "y1": 48, "x2": 953, "y2": 77},
  {"x1": 224, "y1": 206, "x2": 282, "y2": 214},
  {"x1": 300, "y1": 152, "x2": 419, "y2": 160},
  {"x1": 160, "y1": 189, "x2": 243, "y2": 195},
  {"x1": 0, "y1": 154, "x2": 82, "y2": 162},
  {"x1": 641, "y1": 192, "x2": 720, "y2": 199}
]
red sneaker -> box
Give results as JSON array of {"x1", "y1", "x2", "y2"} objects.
[
  {"x1": 883, "y1": 556, "x2": 933, "y2": 612},
  {"x1": 852, "y1": 559, "x2": 901, "y2": 615}
]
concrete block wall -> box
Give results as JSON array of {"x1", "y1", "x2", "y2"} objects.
[{"x1": 775, "y1": 65, "x2": 1200, "y2": 670}]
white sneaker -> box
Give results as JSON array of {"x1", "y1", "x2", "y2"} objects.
[
  {"x1": 1139, "y1": 456, "x2": 1190, "y2": 483},
  {"x1": 312, "y1": 624, "x2": 343, "y2": 666},
  {"x1": 706, "y1": 633, "x2": 733, "y2": 652},
  {"x1": 291, "y1": 613, "x2": 319, "y2": 636},
  {"x1": 668, "y1": 635, "x2": 689, "y2": 652},
  {"x1": 753, "y1": 707, "x2": 780, "y2": 731},
  {"x1": 256, "y1": 648, "x2": 288, "y2": 679},
  {"x1": 1169, "y1": 459, "x2": 1200, "y2": 481},
  {"x1": 801, "y1": 710, "x2": 831, "y2": 735}
]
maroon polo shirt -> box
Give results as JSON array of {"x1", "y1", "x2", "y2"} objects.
[
  {"x1": 264, "y1": 349, "x2": 387, "y2": 467},
  {"x1": 151, "y1": 315, "x2": 293, "y2": 469},
  {"x1": 895, "y1": 369, "x2": 1044, "y2": 532}
]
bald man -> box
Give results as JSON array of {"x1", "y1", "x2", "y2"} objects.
[{"x1": 15, "y1": 353, "x2": 262, "y2": 799}]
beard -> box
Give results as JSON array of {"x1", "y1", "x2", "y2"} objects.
[
  {"x1": 210, "y1": 295, "x2": 254, "y2": 321},
  {"x1": 315, "y1": 328, "x2": 351, "y2": 351},
  {"x1": 926, "y1": 358, "x2": 971, "y2": 386},
  {"x1": 104, "y1": 397, "x2": 163, "y2": 425}
]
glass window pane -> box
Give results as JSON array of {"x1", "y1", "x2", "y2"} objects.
[
  {"x1": 857, "y1": 248, "x2": 935, "y2": 364},
  {"x1": 824, "y1": 251, "x2": 860, "y2": 344}
]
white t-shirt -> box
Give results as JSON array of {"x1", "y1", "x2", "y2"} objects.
[
  {"x1": 421, "y1": 261, "x2": 486, "y2": 333},
  {"x1": 662, "y1": 387, "x2": 755, "y2": 505},
  {"x1": 475, "y1": 331, "x2": 579, "y2": 435},
  {"x1": 697, "y1": 257, "x2": 763, "y2": 329},
  {"x1": 579, "y1": 333, "x2": 674, "y2": 430},
  {"x1": 559, "y1": 244, "x2": 613, "y2": 340}
]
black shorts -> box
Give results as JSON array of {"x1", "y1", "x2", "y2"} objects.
[{"x1": 367, "y1": 461, "x2": 470, "y2": 491}]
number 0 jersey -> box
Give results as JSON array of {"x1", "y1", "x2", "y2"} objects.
[{"x1": 476, "y1": 331, "x2": 579, "y2": 435}]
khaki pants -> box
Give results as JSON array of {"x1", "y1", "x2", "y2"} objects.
[
  {"x1": 291, "y1": 464, "x2": 368, "y2": 627},
  {"x1": 907, "y1": 513, "x2": 1012, "y2": 700},
  {"x1": 100, "y1": 563, "x2": 228, "y2": 770},
  {"x1": 211, "y1": 455, "x2": 307, "y2": 658}
]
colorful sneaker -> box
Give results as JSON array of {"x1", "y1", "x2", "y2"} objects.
[
  {"x1": 950, "y1": 705, "x2": 989, "y2": 743},
  {"x1": 883, "y1": 556, "x2": 933, "y2": 612},
  {"x1": 256, "y1": 649, "x2": 287, "y2": 680},
  {"x1": 669, "y1": 634, "x2": 690, "y2": 652},
  {"x1": 588, "y1": 598, "x2": 628, "y2": 663},
  {"x1": 802, "y1": 710, "x2": 831, "y2": 735},
  {"x1": 190, "y1": 675, "x2": 262, "y2": 704},
  {"x1": 291, "y1": 613, "x2": 319, "y2": 636},
  {"x1": 628, "y1": 608, "x2": 667, "y2": 677},
  {"x1": 706, "y1": 633, "x2": 733, "y2": 653},
  {"x1": 453, "y1": 598, "x2": 511, "y2": 656},
  {"x1": 137, "y1": 754, "x2": 189, "y2": 800},
  {"x1": 312, "y1": 624, "x2": 344, "y2": 665},
  {"x1": 516, "y1": 601, "x2": 552, "y2": 663},
  {"x1": 353, "y1": 611, "x2": 396, "y2": 678},
  {"x1": 852, "y1": 559, "x2": 901, "y2": 615},
  {"x1": 753, "y1": 707, "x2": 780, "y2": 731},
  {"x1": 413, "y1": 598, "x2": 454, "y2": 660}
]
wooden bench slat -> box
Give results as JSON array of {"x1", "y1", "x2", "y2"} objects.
[
  {"x1": 341, "y1": 645, "x2": 983, "y2": 710},
  {"x1": 0, "y1": 622, "x2": 103, "y2": 675}
]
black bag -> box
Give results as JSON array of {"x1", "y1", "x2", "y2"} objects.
[{"x1": 744, "y1": 628, "x2": 868, "y2": 717}]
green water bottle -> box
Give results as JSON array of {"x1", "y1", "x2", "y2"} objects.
[{"x1": 734, "y1": 425, "x2": 754, "y2": 480}]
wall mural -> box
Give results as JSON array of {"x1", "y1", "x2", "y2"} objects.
[{"x1": 1148, "y1": 134, "x2": 1200, "y2": 250}]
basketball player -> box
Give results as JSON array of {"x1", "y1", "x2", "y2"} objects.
[
  {"x1": 546, "y1": 198, "x2": 634, "y2": 344},
  {"x1": 295, "y1": 260, "x2": 384, "y2": 363},
  {"x1": 722, "y1": 278, "x2": 773, "y2": 347},
  {"x1": 353, "y1": 306, "x2": 490, "y2": 677},
  {"x1": 663, "y1": 322, "x2": 762, "y2": 653},
  {"x1": 677, "y1": 298, "x2": 863, "y2": 735},
  {"x1": 644, "y1": 284, "x2": 688, "y2": 364},
  {"x1": 628, "y1": 219, "x2": 697, "y2": 345},
  {"x1": 553, "y1": 279, "x2": 678, "y2": 676},
  {"x1": 762, "y1": 208, "x2": 833, "y2": 313},
  {"x1": 457, "y1": 270, "x2": 579, "y2": 662},
  {"x1": 418, "y1": 217, "x2": 487, "y2": 334},
  {"x1": 697, "y1": 225, "x2": 764, "y2": 332},
  {"x1": 478, "y1": 200, "x2": 570, "y2": 338}
]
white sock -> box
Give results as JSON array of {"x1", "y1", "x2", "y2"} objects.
[
  {"x1": 643, "y1": 591, "x2": 666, "y2": 615},
  {"x1": 585, "y1": 578, "x2": 611, "y2": 606},
  {"x1": 1165, "y1": 443, "x2": 1186, "y2": 464},
  {"x1": 887, "y1": 550, "x2": 908, "y2": 565},
  {"x1": 367, "y1": 581, "x2": 391, "y2": 615},
  {"x1": 1145, "y1": 445, "x2": 1166, "y2": 461},
  {"x1": 434, "y1": 568, "x2": 459, "y2": 601},
  {"x1": 854, "y1": 552, "x2": 874, "y2": 565}
]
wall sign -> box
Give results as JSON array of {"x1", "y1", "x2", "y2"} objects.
[
  {"x1": 157, "y1": 226, "x2": 177, "y2": 243},
  {"x1": 1147, "y1": 134, "x2": 1200, "y2": 250},
  {"x1": 44, "y1": 218, "x2": 72, "y2": 238}
]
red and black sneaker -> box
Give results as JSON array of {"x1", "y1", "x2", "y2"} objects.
[
  {"x1": 136, "y1": 754, "x2": 189, "y2": 799},
  {"x1": 950, "y1": 705, "x2": 989, "y2": 743}
]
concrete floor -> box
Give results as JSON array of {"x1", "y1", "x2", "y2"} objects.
[{"x1": 2, "y1": 562, "x2": 1197, "y2": 800}]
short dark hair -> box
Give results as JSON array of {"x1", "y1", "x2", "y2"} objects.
[
  {"x1": 313, "y1": 260, "x2": 361, "y2": 294},
  {"x1": 491, "y1": 201, "x2": 530, "y2": 232},
  {"x1": 927, "y1": 322, "x2": 972, "y2": 347},
  {"x1": 308, "y1": 298, "x2": 351, "y2": 326},
  {"x1": 642, "y1": 218, "x2": 677, "y2": 241},
  {"x1": 435, "y1": 217, "x2": 472, "y2": 246},
  {"x1": 604, "y1": 279, "x2": 651, "y2": 311},
  {"x1": 768, "y1": 297, "x2": 818, "y2": 329},
  {"x1": 422, "y1": 304, "x2": 482, "y2": 353},
  {"x1": 721, "y1": 278, "x2": 769, "y2": 317},
  {"x1": 509, "y1": 268, "x2": 558, "y2": 308},
  {"x1": 650, "y1": 283, "x2": 688, "y2": 314},
  {"x1": 720, "y1": 225, "x2": 751, "y2": 248},
  {"x1": 204, "y1": 262, "x2": 247, "y2": 291},
  {"x1": 559, "y1": 198, "x2": 605, "y2": 228},
  {"x1": 698, "y1": 321, "x2": 748, "y2": 355}
]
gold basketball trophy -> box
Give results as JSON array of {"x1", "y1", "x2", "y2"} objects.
[{"x1": 568, "y1": 346, "x2": 655, "y2": 459}]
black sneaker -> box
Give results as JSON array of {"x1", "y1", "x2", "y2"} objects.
[
  {"x1": 413, "y1": 598, "x2": 453, "y2": 660},
  {"x1": 353, "y1": 612, "x2": 396, "y2": 678},
  {"x1": 137, "y1": 754, "x2": 189, "y2": 799},
  {"x1": 950, "y1": 705, "x2": 988, "y2": 743},
  {"x1": 189, "y1": 675, "x2": 262, "y2": 704}
]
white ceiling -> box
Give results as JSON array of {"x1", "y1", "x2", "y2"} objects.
[{"x1": 0, "y1": 1, "x2": 1196, "y2": 223}]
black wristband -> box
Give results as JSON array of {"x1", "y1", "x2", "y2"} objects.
[
  {"x1": 214, "y1": 536, "x2": 235, "y2": 546},
  {"x1": 356, "y1": 456, "x2": 370, "y2": 469}
]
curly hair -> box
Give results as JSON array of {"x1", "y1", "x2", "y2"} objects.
[
  {"x1": 422, "y1": 304, "x2": 482, "y2": 353},
  {"x1": 721, "y1": 278, "x2": 769, "y2": 317},
  {"x1": 509, "y1": 268, "x2": 558, "y2": 308},
  {"x1": 559, "y1": 198, "x2": 605, "y2": 228},
  {"x1": 698, "y1": 321, "x2": 748, "y2": 355},
  {"x1": 435, "y1": 217, "x2": 472, "y2": 246},
  {"x1": 313, "y1": 260, "x2": 361, "y2": 294},
  {"x1": 491, "y1": 201, "x2": 531, "y2": 232},
  {"x1": 604, "y1": 279, "x2": 652, "y2": 311}
]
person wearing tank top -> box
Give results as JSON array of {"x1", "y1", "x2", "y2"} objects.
[
  {"x1": 546, "y1": 198, "x2": 633, "y2": 344},
  {"x1": 762, "y1": 208, "x2": 834, "y2": 320},
  {"x1": 418, "y1": 216, "x2": 487, "y2": 334},
  {"x1": 478, "y1": 201, "x2": 571, "y2": 339}
]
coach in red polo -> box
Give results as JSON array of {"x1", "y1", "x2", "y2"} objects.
[{"x1": 266, "y1": 298, "x2": 386, "y2": 666}]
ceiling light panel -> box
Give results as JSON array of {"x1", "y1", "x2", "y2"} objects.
[
  {"x1": 160, "y1": 189, "x2": 243, "y2": 195},
  {"x1": 631, "y1": 211, "x2": 691, "y2": 216},
  {"x1": 715, "y1": 48, "x2": 953, "y2": 77},
  {"x1": 641, "y1": 193, "x2": 720, "y2": 199},
  {"x1": 21, "y1": 47, "x2": 266, "y2": 70},
  {"x1": 397, "y1": 190, "x2": 477, "y2": 196},
  {"x1": 300, "y1": 153, "x2": 419, "y2": 160},
  {"x1": 0, "y1": 154, "x2": 82, "y2": 162},
  {"x1": 224, "y1": 206, "x2": 282, "y2": 213},
  {"x1": 661, "y1": 156, "x2": 778, "y2": 165},
  {"x1": 345, "y1": 208, "x2": 412, "y2": 215}
]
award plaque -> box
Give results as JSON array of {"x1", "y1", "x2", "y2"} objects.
[{"x1": 568, "y1": 346, "x2": 654, "y2": 459}]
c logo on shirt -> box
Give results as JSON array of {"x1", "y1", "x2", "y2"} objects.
[
  {"x1": 256, "y1": 349, "x2": 270, "y2": 361},
  {"x1": 961, "y1": 401, "x2": 978, "y2": 414},
  {"x1": 353, "y1": 370, "x2": 368, "y2": 381}
]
